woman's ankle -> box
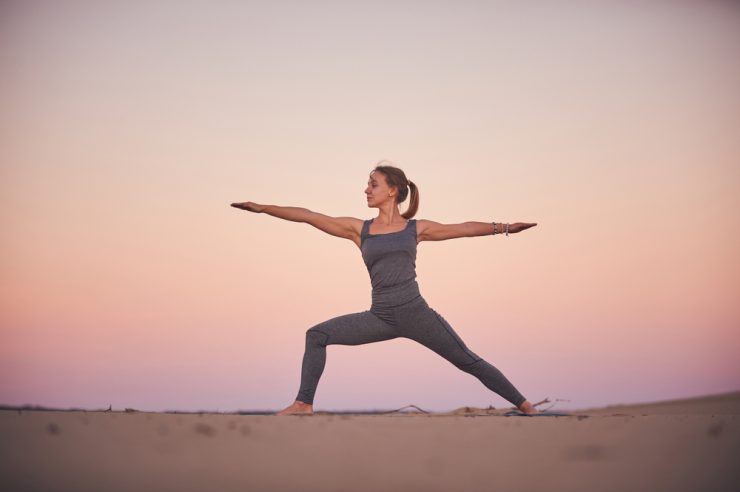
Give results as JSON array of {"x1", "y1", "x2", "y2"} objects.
[{"x1": 518, "y1": 400, "x2": 535, "y2": 413}]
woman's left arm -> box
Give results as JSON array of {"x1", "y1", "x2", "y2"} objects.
[{"x1": 416, "y1": 219, "x2": 537, "y2": 242}]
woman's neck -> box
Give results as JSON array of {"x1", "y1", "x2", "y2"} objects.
[{"x1": 375, "y1": 204, "x2": 405, "y2": 225}]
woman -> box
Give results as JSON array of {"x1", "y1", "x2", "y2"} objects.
[{"x1": 231, "y1": 162, "x2": 538, "y2": 416}]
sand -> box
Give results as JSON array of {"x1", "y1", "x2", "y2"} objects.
[{"x1": 2, "y1": 392, "x2": 739, "y2": 492}]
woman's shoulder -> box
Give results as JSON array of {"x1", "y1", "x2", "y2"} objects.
[
  {"x1": 323, "y1": 216, "x2": 366, "y2": 238},
  {"x1": 413, "y1": 219, "x2": 447, "y2": 242},
  {"x1": 413, "y1": 218, "x2": 434, "y2": 230}
]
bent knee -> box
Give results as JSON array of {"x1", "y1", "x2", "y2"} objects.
[{"x1": 305, "y1": 327, "x2": 330, "y2": 346}]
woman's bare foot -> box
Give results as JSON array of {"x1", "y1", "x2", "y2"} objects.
[
  {"x1": 275, "y1": 400, "x2": 314, "y2": 416},
  {"x1": 517, "y1": 400, "x2": 539, "y2": 414}
]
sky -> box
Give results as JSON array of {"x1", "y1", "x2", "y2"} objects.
[{"x1": 1, "y1": 0, "x2": 739, "y2": 412}]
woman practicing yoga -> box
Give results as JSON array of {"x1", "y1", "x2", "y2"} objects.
[{"x1": 231, "y1": 162, "x2": 539, "y2": 416}]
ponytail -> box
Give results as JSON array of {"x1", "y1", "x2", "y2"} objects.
[
  {"x1": 372, "y1": 161, "x2": 420, "y2": 219},
  {"x1": 401, "y1": 180, "x2": 419, "y2": 219}
]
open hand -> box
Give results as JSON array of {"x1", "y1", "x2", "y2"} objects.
[
  {"x1": 230, "y1": 201, "x2": 264, "y2": 213},
  {"x1": 507, "y1": 222, "x2": 537, "y2": 234}
]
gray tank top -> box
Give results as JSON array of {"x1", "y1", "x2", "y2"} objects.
[{"x1": 360, "y1": 219, "x2": 420, "y2": 306}]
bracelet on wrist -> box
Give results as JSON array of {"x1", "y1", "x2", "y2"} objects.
[{"x1": 491, "y1": 221, "x2": 510, "y2": 236}]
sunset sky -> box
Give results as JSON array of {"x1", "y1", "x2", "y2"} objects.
[{"x1": 2, "y1": 0, "x2": 739, "y2": 412}]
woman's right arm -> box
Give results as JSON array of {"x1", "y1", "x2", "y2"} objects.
[{"x1": 231, "y1": 201, "x2": 363, "y2": 247}]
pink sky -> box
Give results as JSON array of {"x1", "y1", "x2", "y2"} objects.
[{"x1": 1, "y1": 0, "x2": 739, "y2": 411}]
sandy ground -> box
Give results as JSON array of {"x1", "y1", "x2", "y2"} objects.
[{"x1": 1, "y1": 392, "x2": 739, "y2": 492}]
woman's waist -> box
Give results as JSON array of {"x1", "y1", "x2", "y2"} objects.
[{"x1": 371, "y1": 279, "x2": 421, "y2": 307}]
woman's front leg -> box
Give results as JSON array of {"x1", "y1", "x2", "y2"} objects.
[{"x1": 276, "y1": 310, "x2": 397, "y2": 416}]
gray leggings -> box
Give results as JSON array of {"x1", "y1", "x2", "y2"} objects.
[{"x1": 296, "y1": 295, "x2": 526, "y2": 407}]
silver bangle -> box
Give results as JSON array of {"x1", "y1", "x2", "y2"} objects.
[
  {"x1": 491, "y1": 222, "x2": 497, "y2": 235},
  {"x1": 505, "y1": 223, "x2": 509, "y2": 236}
]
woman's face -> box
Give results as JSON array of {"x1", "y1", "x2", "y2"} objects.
[{"x1": 365, "y1": 171, "x2": 395, "y2": 208}]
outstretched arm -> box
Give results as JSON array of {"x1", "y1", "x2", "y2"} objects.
[
  {"x1": 416, "y1": 219, "x2": 537, "y2": 242},
  {"x1": 231, "y1": 201, "x2": 363, "y2": 247}
]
